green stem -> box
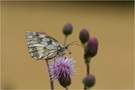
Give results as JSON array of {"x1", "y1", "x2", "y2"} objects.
[
  {"x1": 84, "y1": 58, "x2": 91, "y2": 90},
  {"x1": 84, "y1": 85, "x2": 87, "y2": 90},
  {"x1": 65, "y1": 87, "x2": 68, "y2": 90},
  {"x1": 46, "y1": 60, "x2": 54, "y2": 90},
  {"x1": 86, "y1": 57, "x2": 91, "y2": 75},
  {"x1": 86, "y1": 62, "x2": 90, "y2": 75},
  {"x1": 63, "y1": 36, "x2": 67, "y2": 45},
  {"x1": 83, "y1": 44, "x2": 91, "y2": 90}
]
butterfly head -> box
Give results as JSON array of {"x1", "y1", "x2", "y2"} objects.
[{"x1": 58, "y1": 41, "x2": 79, "y2": 55}]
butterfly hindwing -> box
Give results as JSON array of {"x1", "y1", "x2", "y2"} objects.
[{"x1": 26, "y1": 31, "x2": 62, "y2": 60}]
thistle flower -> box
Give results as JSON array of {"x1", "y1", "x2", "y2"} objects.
[
  {"x1": 49, "y1": 56, "x2": 75, "y2": 88},
  {"x1": 63, "y1": 23, "x2": 73, "y2": 36},
  {"x1": 79, "y1": 28, "x2": 90, "y2": 44},
  {"x1": 83, "y1": 74, "x2": 96, "y2": 88},
  {"x1": 85, "y1": 37, "x2": 98, "y2": 58}
]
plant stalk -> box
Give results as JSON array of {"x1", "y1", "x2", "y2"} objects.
[
  {"x1": 65, "y1": 87, "x2": 68, "y2": 90},
  {"x1": 84, "y1": 58, "x2": 91, "y2": 90},
  {"x1": 86, "y1": 62, "x2": 90, "y2": 75},
  {"x1": 63, "y1": 36, "x2": 67, "y2": 45},
  {"x1": 46, "y1": 60, "x2": 54, "y2": 90}
]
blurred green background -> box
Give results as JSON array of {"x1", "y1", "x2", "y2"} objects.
[{"x1": 1, "y1": 1, "x2": 134, "y2": 89}]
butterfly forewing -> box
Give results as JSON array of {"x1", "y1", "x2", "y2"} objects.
[{"x1": 26, "y1": 31, "x2": 62, "y2": 60}]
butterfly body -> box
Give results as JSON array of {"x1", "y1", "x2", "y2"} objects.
[{"x1": 26, "y1": 31, "x2": 67, "y2": 60}]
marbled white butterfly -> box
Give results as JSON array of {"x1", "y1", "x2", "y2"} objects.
[{"x1": 26, "y1": 31, "x2": 76, "y2": 60}]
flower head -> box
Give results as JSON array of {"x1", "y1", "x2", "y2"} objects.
[
  {"x1": 85, "y1": 37, "x2": 98, "y2": 58},
  {"x1": 49, "y1": 56, "x2": 75, "y2": 88},
  {"x1": 63, "y1": 23, "x2": 73, "y2": 36},
  {"x1": 83, "y1": 74, "x2": 96, "y2": 88},
  {"x1": 79, "y1": 28, "x2": 90, "y2": 44}
]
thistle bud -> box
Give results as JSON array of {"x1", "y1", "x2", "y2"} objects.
[
  {"x1": 58, "y1": 75, "x2": 71, "y2": 88},
  {"x1": 79, "y1": 28, "x2": 90, "y2": 44},
  {"x1": 83, "y1": 74, "x2": 96, "y2": 88},
  {"x1": 85, "y1": 37, "x2": 98, "y2": 58},
  {"x1": 63, "y1": 23, "x2": 73, "y2": 36}
]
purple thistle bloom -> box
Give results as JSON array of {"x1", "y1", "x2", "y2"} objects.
[
  {"x1": 49, "y1": 56, "x2": 75, "y2": 87},
  {"x1": 50, "y1": 56, "x2": 75, "y2": 80}
]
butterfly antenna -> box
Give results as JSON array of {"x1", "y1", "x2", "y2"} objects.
[
  {"x1": 70, "y1": 43, "x2": 80, "y2": 46},
  {"x1": 65, "y1": 41, "x2": 80, "y2": 55},
  {"x1": 66, "y1": 41, "x2": 79, "y2": 47}
]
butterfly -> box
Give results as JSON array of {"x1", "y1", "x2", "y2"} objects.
[{"x1": 26, "y1": 31, "x2": 77, "y2": 60}]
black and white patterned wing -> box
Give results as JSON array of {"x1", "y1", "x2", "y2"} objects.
[{"x1": 26, "y1": 31, "x2": 61, "y2": 60}]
